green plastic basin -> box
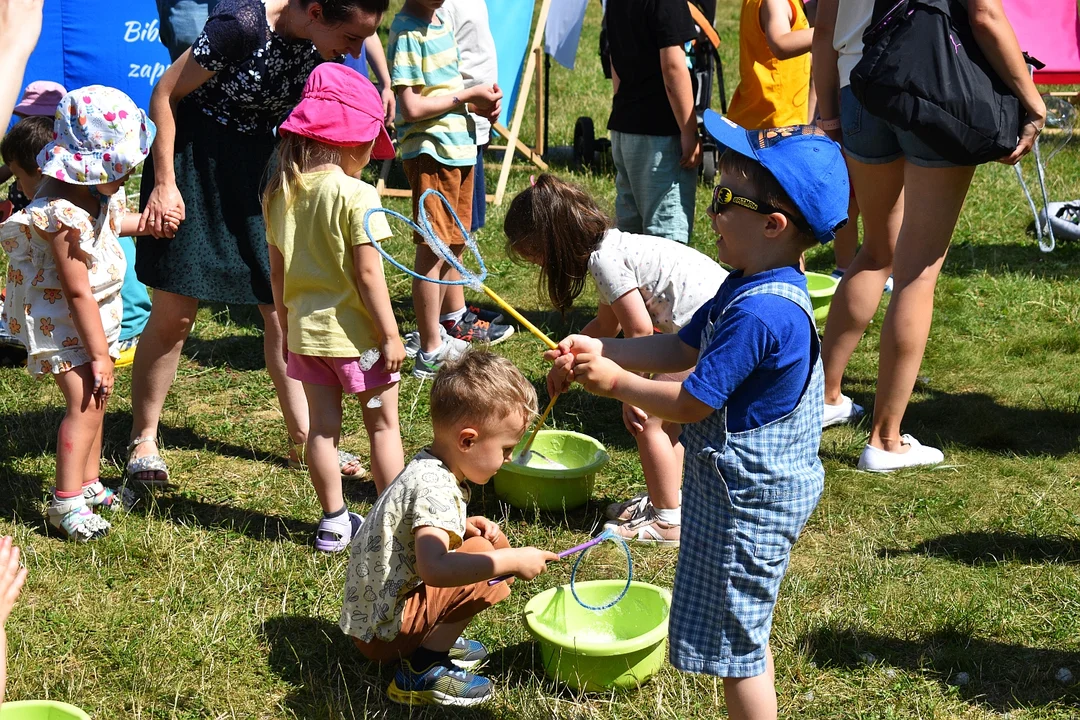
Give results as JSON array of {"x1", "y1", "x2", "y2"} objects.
[
  {"x1": 493, "y1": 429, "x2": 608, "y2": 510},
  {"x1": 523, "y1": 580, "x2": 671, "y2": 692},
  {"x1": 806, "y1": 271, "x2": 839, "y2": 324},
  {"x1": 0, "y1": 701, "x2": 91, "y2": 720}
]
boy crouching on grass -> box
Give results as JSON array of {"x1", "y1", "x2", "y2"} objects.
[
  {"x1": 340, "y1": 349, "x2": 559, "y2": 707},
  {"x1": 547, "y1": 113, "x2": 848, "y2": 719}
]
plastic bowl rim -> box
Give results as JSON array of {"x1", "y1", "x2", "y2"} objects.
[
  {"x1": 522, "y1": 580, "x2": 672, "y2": 657},
  {"x1": 804, "y1": 271, "x2": 839, "y2": 299},
  {"x1": 497, "y1": 429, "x2": 610, "y2": 479}
]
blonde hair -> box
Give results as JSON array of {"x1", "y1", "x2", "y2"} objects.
[
  {"x1": 430, "y1": 349, "x2": 538, "y2": 432},
  {"x1": 261, "y1": 133, "x2": 343, "y2": 216}
]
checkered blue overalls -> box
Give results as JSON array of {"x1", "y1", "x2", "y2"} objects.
[{"x1": 669, "y1": 280, "x2": 825, "y2": 678}]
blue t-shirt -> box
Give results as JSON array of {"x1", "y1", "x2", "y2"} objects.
[{"x1": 677, "y1": 266, "x2": 815, "y2": 433}]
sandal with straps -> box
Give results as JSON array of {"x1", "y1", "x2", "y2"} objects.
[
  {"x1": 287, "y1": 442, "x2": 367, "y2": 480},
  {"x1": 314, "y1": 511, "x2": 363, "y2": 553},
  {"x1": 47, "y1": 498, "x2": 111, "y2": 543},
  {"x1": 607, "y1": 509, "x2": 681, "y2": 547},
  {"x1": 82, "y1": 479, "x2": 138, "y2": 511},
  {"x1": 126, "y1": 436, "x2": 170, "y2": 486}
]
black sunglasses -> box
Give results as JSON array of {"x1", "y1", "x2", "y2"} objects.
[{"x1": 710, "y1": 185, "x2": 809, "y2": 232}]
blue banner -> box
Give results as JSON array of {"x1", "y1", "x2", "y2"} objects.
[
  {"x1": 20, "y1": 0, "x2": 172, "y2": 116},
  {"x1": 485, "y1": 0, "x2": 535, "y2": 129}
]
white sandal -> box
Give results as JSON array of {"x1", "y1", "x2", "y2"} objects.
[
  {"x1": 607, "y1": 510, "x2": 680, "y2": 547},
  {"x1": 126, "y1": 436, "x2": 170, "y2": 486}
]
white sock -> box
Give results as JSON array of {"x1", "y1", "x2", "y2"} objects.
[
  {"x1": 653, "y1": 507, "x2": 681, "y2": 525},
  {"x1": 439, "y1": 307, "x2": 467, "y2": 325},
  {"x1": 418, "y1": 343, "x2": 444, "y2": 362}
]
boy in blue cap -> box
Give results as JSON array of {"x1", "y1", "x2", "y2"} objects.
[{"x1": 546, "y1": 110, "x2": 848, "y2": 718}]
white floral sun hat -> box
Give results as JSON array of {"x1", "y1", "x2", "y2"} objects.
[{"x1": 37, "y1": 85, "x2": 156, "y2": 186}]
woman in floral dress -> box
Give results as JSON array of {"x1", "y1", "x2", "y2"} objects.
[{"x1": 129, "y1": 0, "x2": 389, "y2": 483}]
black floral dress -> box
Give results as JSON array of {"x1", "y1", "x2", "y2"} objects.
[{"x1": 137, "y1": 0, "x2": 323, "y2": 304}]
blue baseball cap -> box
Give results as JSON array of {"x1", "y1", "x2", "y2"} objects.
[{"x1": 702, "y1": 110, "x2": 849, "y2": 243}]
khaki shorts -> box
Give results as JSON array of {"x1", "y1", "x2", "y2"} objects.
[
  {"x1": 404, "y1": 154, "x2": 475, "y2": 247},
  {"x1": 352, "y1": 534, "x2": 512, "y2": 663}
]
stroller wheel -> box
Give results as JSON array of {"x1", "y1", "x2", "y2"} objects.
[
  {"x1": 702, "y1": 146, "x2": 717, "y2": 186},
  {"x1": 574, "y1": 116, "x2": 596, "y2": 168}
]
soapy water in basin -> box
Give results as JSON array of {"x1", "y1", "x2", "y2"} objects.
[{"x1": 513, "y1": 446, "x2": 607, "y2": 470}]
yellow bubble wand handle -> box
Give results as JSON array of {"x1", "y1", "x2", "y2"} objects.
[
  {"x1": 520, "y1": 393, "x2": 558, "y2": 458},
  {"x1": 482, "y1": 285, "x2": 558, "y2": 350}
]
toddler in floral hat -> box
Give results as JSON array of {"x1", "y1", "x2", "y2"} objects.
[{"x1": 0, "y1": 85, "x2": 161, "y2": 541}]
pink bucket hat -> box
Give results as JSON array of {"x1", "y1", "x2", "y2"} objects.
[
  {"x1": 13, "y1": 81, "x2": 67, "y2": 118},
  {"x1": 37, "y1": 86, "x2": 156, "y2": 185},
  {"x1": 279, "y1": 63, "x2": 395, "y2": 159}
]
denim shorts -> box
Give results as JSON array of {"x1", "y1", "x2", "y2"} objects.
[
  {"x1": 610, "y1": 130, "x2": 696, "y2": 244},
  {"x1": 839, "y1": 86, "x2": 956, "y2": 168}
]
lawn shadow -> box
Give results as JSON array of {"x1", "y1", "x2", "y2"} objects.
[
  {"x1": 944, "y1": 240, "x2": 1080, "y2": 281},
  {"x1": 880, "y1": 531, "x2": 1080, "y2": 566},
  {"x1": 133, "y1": 492, "x2": 317, "y2": 545},
  {"x1": 0, "y1": 466, "x2": 51, "y2": 536},
  {"x1": 803, "y1": 624, "x2": 1080, "y2": 711},
  {"x1": 903, "y1": 389, "x2": 1080, "y2": 458},
  {"x1": 260, "y1": 615, "x2": 500, "y2": 719}
]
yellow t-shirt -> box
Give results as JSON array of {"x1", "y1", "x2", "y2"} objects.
[
  {"x1": 727, "y1": 0, "x2": 811, "y2": 130},
  {"x1": 266, "y1": 171, "x2": 392, "y2": 357}
]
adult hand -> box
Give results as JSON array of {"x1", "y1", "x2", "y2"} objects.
[
  {"x1": 680, "y1": 128, "x2": 701, "y2": 169},
  {"x1": 0, "y1": 0, "x2": 42, "y2": 62},
  {"x1": 622, "y1": 402, "x2": 647, "y2": 435},
  {"x1": 380, "y1": 86, "x2": 396, "y2": 125},
  {"x1": 380, "y1": 335, "x2": 406, "y2": 374},
  {"x1": 999, "y1": 113, "x2": 1045, "y2": 166},
  {"x1": 0, "y1": 536, "x2": 26, "y2": 627},
  {"x1": 139, "y1": 183, "x2": 186, "y2": 238},
  {"x1": 511, "y1": 547, "x2": 560, "y2": 580}
]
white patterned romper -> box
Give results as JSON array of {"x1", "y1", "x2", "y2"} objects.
[{"x1": 0, "y1": 194, "x2": 125, "y2": 376}]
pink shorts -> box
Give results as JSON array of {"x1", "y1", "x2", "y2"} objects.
[{"x1": 286, "y1": 352, "x2": 399, "y2": 394}]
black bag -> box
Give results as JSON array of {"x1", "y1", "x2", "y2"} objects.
[{"x1": 849, "y1": 0, "x2": 1022, "y2": 165}]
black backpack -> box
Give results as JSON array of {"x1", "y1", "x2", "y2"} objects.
[{"x1": 849, "y1": 0, "x2": 1023, "y2": 165}]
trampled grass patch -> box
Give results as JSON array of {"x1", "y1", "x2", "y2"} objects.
[{"x1": 2, "y1": 0, "x2": 1080, "y2": 717}]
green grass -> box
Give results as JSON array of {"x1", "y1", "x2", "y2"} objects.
[{"x1": 3, "y1": 0, "x2": 1080, "y2": 717}]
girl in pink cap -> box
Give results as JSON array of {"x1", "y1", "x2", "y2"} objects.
[
  {"x1": 263, "y1": 63, "x2": 403, "y2": 552},
  {"x1": 0, "y1": 85, "x2": 158, "y2": 541}
]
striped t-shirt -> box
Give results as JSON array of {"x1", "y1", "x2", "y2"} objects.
[{"x1": 388, "y1": 10, "x2": 477, "y2": 167}]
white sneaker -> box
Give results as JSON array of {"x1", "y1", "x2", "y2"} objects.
[
  {"x1": 823, "y1": 394, "x2": 865, "y2": 428},
  {"x1": 857, "y1": 434, "x2": 944, "y2": 472},
  {"x1": 412, "y1": 334, "x2": 469, "y2": 379},
  {"x1": 404, "y1": 331, "x2": 420, "y2": 359},
  {"x1": 884, "y1": 275, "x2": 894, "y2": 293}
]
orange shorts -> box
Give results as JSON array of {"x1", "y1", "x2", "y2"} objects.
[
  {"x1": 352, "y1": 534, "x2": 512, "y2": 663},
  {"x1": 403, "y1": 154, "x2": 474, "y2": 247}
]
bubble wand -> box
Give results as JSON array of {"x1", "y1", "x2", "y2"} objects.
[
  {"x1": 364, "y1": 189, "x2": 558, "y2": 350},
  {"x1": 487, "y1": 528, "x2": 633, "y2": 611}
]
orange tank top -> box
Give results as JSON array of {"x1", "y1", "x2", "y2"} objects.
[{"x1": 726, "y1": 0, "x2": 811, "y2": 130}]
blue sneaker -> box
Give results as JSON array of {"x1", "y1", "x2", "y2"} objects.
[
  {"x1": 387, "y1": 657, "x2": 493, "y2": 707},
  {"x1": 449, "y1": 636, "x2": 489, "y2": 668}
]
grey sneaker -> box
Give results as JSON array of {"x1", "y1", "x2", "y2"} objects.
[{"x1": 412, "y1": 335, "x2": 469, "y2": 379}]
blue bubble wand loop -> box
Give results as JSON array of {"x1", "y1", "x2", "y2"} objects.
[
  {"x1": 487, "y1": 528, "x2": 633, "y2": 611},
  {"x1": 364, "y1": 189, "x2": 558, "y2": 350}
]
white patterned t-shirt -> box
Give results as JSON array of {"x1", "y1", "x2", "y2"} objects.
[
  {"x1": 588, "y1": 229, "x2": 729, "y2": 333},
  {"x1": 339, "y1": 450, "x2": 469, "y2": 643}
]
